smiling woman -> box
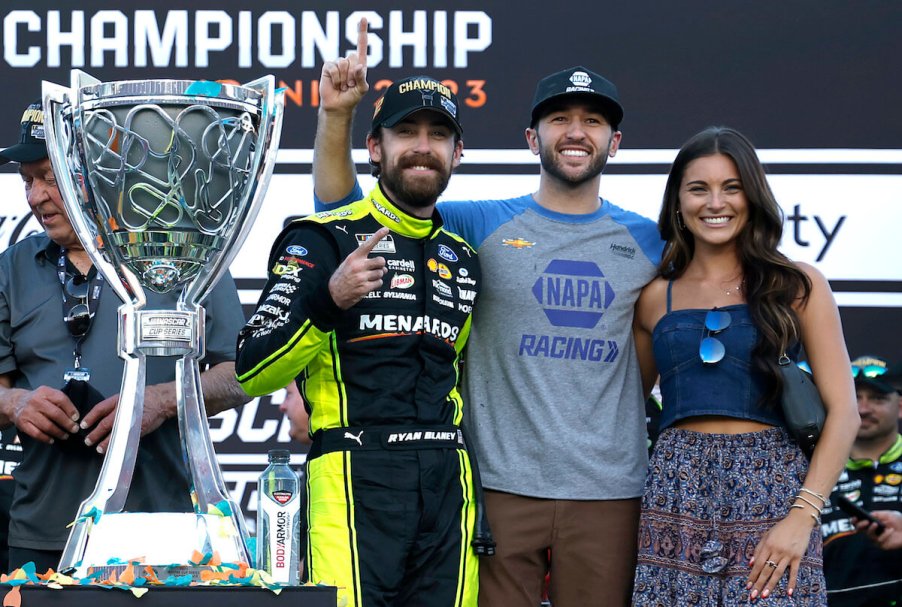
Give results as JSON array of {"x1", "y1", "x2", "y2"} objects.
[
  {"x1": 678, "y1": 153, "x2": 749, "y2": 250},
  {"x1": 631, "y1": 126, "x2": 860, "y2": 606}
]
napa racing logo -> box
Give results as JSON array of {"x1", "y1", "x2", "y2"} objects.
[
  {"x1": 531, "y1": 260, "x2": 614, "y2": 329},
  {"x1": 519, "y1": 260, "x2": 619, "y2": 363}
]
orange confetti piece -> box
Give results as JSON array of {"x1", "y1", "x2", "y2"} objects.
[
  {"x1": 190, "y1": 550, "x2": 205, "y2": 564},
  {"x1": 119, "y1": 564, "x2": 136, "y2": 586},
  {"x1": 2, "y1": 585, "x2": 21, "y2": 607},
  {"x1": 209, "y1": 552, "x2": 222, "y2": 567},
  {"x1": 143, "y1": 566, "x2": 161, "y2": 584},
  {"x1": 37, "y1": 568, "x2": 56, "y2": 581}
]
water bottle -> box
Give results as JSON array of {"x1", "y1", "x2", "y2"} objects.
[{"x1": 256, "y1": 449, "x2": 301, "y2": 584}]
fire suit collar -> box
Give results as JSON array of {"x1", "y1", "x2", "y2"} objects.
[
  {"x1": 847, "y1": 433, "x2": 902, "y2": 470},
  {"x1": 368, "y1": 184, "x2": 442, "y2": 239}
]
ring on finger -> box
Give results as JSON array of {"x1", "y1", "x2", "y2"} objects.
[{"x1": 765, "y1": 559, "x2": 778, "y2": 569}]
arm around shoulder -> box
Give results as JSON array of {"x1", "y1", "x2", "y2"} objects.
[{"x1": 633, "y1": 278, "x2": 666, "y2": 399}]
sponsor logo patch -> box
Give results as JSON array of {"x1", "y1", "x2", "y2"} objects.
[
  {"x1": 609, "y1": 243, "x2": 636, "y2": 260},
  {"x1": 272, "y1": 262, "x2": 301, "y2": 276},
  {"x1": 457, "y1": 287, "x2": 476, "y2": 302},
  {"x1": 433, "y1": 280, "x2": 452, "y2": 297},
  {"x1": 532, "y1": 259, "x2": 615, "y2": 329},
  {"x1": 372, "y1": 199, "x2": 401, "y2": 223},
  {"x1": 286, "y1": 245, "x2": 308, "y2": 256},
  {"x1": 432, "y1": 294, "x2": 454, "y2": 308},
  {"x1": 387, "y1": 259, "x2": 416, "y2": 272},
  {"x1": 391, "y1": 274, "x2": 415, "y2": 289},
  {"x1": 502, "y1": 238, "x2": 535, "y2": 249},
  {"x1": 356, "y1": 233, "x2": 396, "y2": 253},
  {"x1": 437, "y1": 244, "x2": 458, "y2": 263},
  {"x1": 427, "y1": 258, "x2": 452, "y2": 279}
]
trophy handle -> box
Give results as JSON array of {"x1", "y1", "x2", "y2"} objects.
[
  {"x1": 182, "y1": 76, "x2": 285, "y2": 308},
  {"x1": 42, "y1": 77, "x2": 147, "y2": 309}
]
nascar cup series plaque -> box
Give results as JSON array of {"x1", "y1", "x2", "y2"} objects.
[{"x1": 42, "y1": 70, "x2": 284, "y2": 577}]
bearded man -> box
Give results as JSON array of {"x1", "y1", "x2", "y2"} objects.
[{"x1": 236, "y1": 75, "x2": 484, "y2": 607}]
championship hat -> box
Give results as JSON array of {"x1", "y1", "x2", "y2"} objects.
[
  {"x1": 851, "y1": 355, "x2": 900, "y2": 394},
  {"x1": 530, "y1": 66, "x2": 623, "y2": 129},
  {"x1": 371, "y1": 76, "x2": 462, "y2": 135},
  {"x1": 0, "y1": 99, "x2": 48, "y2": 166}
]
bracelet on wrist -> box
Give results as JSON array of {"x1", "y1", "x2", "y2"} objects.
[
  {"x1": 793, "y1": 494, "x2": 824, "y2": 515},
  {"x1": 799, "y1": 487, "x2": 828, "y2": 507}
]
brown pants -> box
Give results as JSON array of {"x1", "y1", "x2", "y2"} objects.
[{"x1": 478, "y1": 490, "x2": 640, "y2": 607}]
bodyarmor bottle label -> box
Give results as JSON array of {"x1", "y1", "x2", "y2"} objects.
[{"x1": 257, "y1": 450, "x2": 301, "y2": 584}]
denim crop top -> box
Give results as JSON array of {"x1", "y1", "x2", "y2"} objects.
[{"x1": 654, "y1": 281, "x2": 786, "y2": 430}]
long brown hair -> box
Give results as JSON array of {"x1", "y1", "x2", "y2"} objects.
[{"x1": 659, "y1": 126, "x2": 812, "y2": 403}]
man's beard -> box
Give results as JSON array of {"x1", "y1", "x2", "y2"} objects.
[
  {"x1": 379, "y1": 154, "x2": 452, "y2": 209},
  {"x1": 537, "y1": 134, "x2": 611, "y2": 186}
]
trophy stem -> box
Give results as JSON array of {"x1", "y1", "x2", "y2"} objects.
[
  {"x1": 177, "y1": 350, "x2": 250, "y2": 562},
  {"x1": 59, "y1": 305, "x2": 147, "y2": 572}
]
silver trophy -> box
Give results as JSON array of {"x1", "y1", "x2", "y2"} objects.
[{"x1": 42, "y1": 70, "x2": 284, "y2": 578}]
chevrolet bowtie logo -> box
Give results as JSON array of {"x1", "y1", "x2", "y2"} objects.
[{"x1": 501, "y1": 238, "x2": 536, "y2": 249}]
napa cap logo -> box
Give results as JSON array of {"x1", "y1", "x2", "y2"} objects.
[{"x1": 569, "y1": 70, "x2": 592, "y2": 88}]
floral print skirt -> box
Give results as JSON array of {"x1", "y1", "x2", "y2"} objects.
[{"x1": 632, "y1": 426, "x2": 826, "y2": 607}]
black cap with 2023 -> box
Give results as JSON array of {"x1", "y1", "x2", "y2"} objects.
[
  {"x1": 371, "y1": 76, "x2": 463, "y2": 136},
  {"x1": 530, "y1": 66, "x2": 623, "y2": 129},
  {"x1": 0, "y1": 99, "x2": 48, "y2": 166}
]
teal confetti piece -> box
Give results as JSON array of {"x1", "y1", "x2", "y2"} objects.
[
  {"x1": 185, "y1": 81, "x2": 222, "y2": 97},
  {"x1": 22, "y1": 561, "x2": 40, "y2": 584},
  {"x1": 162, "y1": 574, "x2": 193, "y2": 586},
  {"x1": 212, "y1": 500, "x2": 233, "y2": 516}
]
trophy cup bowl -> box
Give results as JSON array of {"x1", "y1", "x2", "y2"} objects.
[{"x1": 42, "y1": 71, "x2": 284, "y2": 579}]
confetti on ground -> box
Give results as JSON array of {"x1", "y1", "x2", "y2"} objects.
[{"x1": 0, "y1": 560, "x2": 332, "y2": 598}]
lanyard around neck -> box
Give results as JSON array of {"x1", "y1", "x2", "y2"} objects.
[{"x1": 57, "y1": 249, "x2": 104, "y2": 369}]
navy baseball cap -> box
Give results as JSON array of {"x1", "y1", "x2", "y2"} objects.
[
  {"x1": 371, "y1": 76, "x2": 462, "y2": 136},
  {"x1": 0, "y1": 99, "x2": 48, "y2": 166},
  {"x1": 530, "y1": 66, "x2": 623, "y2": 129}
]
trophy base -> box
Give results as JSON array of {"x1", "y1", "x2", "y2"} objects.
[{"x1": 63, "y1": 512, "x2": 247, "y2": 581}]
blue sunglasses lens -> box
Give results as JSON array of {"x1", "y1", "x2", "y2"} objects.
[
  {"x1": 699, "y1": 309, "x2": 731, "y2": 365},
  {"x1": 700, "y1": 337, "x2": 726, "y2": 364},
  {"x1": 704, "y1": 310, "x2": 732, "y2": 332}
]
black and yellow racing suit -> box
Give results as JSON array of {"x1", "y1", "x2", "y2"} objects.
[{"x1": 236, "y1": 184, "x2": 482, "y2": 606}]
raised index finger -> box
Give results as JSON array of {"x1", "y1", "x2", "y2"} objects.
[
  {"x1": 354, "y1": 227, "x2": 390, "y2": 257},
  {"x1": 356, "y1": 18, "x2": 368, "y2": 68}
]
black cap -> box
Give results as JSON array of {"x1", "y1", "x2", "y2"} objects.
[
  {"x1": 851, "y1": 355, "x2": 900, "y2": 394},
  {"x1": 0, "y1": 99, "x2": 48, "y2": 166},
  {"x1": 530, "y1": 66, "x2": 623, "y2": 129},
  {"x1": 371, "y1": 76, "x2": 462, "y2": 136}
]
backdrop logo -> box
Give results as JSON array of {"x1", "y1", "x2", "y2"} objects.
[
  {"x1": 2, "y1": 9, "x2": 492, "y2": 69},
  {"x1": 531, "y1": 259, "x2": 614, "y2": 328}
]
